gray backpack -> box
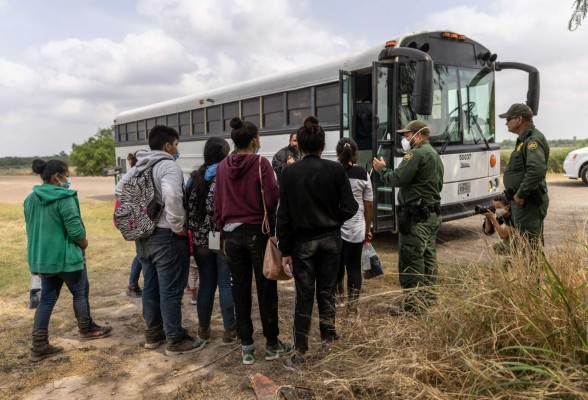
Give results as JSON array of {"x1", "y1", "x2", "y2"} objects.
[{"x1": 114, "y1": 159, "x2": 166, "y2": 241}]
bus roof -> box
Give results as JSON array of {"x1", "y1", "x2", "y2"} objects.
[{"x1": 114, "y1": 30, "x2": 466, "y2": 124}]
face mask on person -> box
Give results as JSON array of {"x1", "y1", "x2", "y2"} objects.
[
  {"x1": 172, "y1": 151, "x2": 180, "y2": 161},
  {"x1": 400, "y1": 126, "x2": 427, "y2": 152},
  {"x1": 58, "y1": 175, "x2": 72, "y2": 189},
  {"x1": 495, "y1": 207, "x2": 508, "y2": 218}
]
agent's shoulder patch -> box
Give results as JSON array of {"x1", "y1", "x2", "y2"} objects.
[
  {"x1": 527, "y1": 141, "x2": 538, "y2": 151},
  {"x1": 403, "y1": 153, "x2": 414, "y2": 161}
]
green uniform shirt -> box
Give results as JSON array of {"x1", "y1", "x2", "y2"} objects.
[
  {"x1": 377, "y1": 140, "x2": 444, "y2": 205},
  {"x1": 503, "y1": 125, "x2": 550, "y2": 199},
  {"x1": 24, "y1": 184, "x2": 86, "y2": 274}
]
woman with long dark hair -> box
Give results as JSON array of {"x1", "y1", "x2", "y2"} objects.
[
  {"x1": 24, "y1": 159, "x2": 111, "y2": 362},
  {"x1": 277, "y1": 116, "x2": 358, "y2": 367},
  {"x1": 335, "y1": 137, "x2": 373, "y2": 310},
  {"x1": 187, "y1": 137, "x2": 236, "y2": 344},
  {"x1": 214, "y1": 117, "x2": 291, "y2": 365}
]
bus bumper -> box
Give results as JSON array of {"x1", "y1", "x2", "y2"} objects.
[{"x1": 441, "y1": 193, "x2": 498, "y2": 222}]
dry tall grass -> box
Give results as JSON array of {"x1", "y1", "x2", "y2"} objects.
[{"x1": 295, "y1": 228, "x2": 588, "y2": 399}]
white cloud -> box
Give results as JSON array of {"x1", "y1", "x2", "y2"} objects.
[
  {"x1": 1, "y1": 0, "x2": 588, "y2": 157},
  {"x1": 0, "y1": 58, "x2": 38, "y2": 89}
]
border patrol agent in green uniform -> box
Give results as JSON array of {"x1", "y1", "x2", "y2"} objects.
[
  {"x1": 500, "y1": 103, "x2": 549, "y2": 249},
  {"x1": 373, "y1": 120, "x2": 444, "y2": 315}
]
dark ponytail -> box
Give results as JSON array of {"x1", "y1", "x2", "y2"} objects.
[
  {"x1": 297, "y1": 116, "x2": 325, "y2": 155},
  {"x1": 230, "y1": 117, "x2": 258, "y2": 149},
  {"x1": 32, "y1": 159, "x2": 68, "y2": 183},
  {"x1": 336, "y1": 137, "x2": 357, "y2": 166},
  {"x1": 190, "y1": 137, "x2": 230, "y2": 223}
]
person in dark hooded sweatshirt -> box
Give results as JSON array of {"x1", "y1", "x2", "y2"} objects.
[
  {"x1": 214, "y1": 117, "x2": 291, "y2": 365},
  {"x1": 24, "y1": 159, "x2": 112, "y2": 362}
]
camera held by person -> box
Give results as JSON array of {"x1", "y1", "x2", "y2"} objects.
[{"x1": 474, "y1": 204, "x2": 496, "y2": 215}]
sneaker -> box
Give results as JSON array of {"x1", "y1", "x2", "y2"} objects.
[
  {"x1": 222, "y1": 328, "x2": 237, "y2": 344},
  {"x1": 144, "y1": 332, "x2": 166, "y2": 349},
  {"x1": 29, "y1": 344, "x2": 64, "y2": 362},
  {"x1": 80, "y1": 324, "x2": 112, "y2": 340},
  {"x1": 126, "y1": 285, "x2": 143, "y2": 298},
  {"x1": 241, "y1": 344, "x2": 255, "y2": 365},
  {"x1": 282, "y1": 353, "x2": 306, "y2": 372},
  {"x1": 265, "y1": 339, "x2": 292, "y2": 361},
  {"x1": 190, "y1": 298, "x2": 197, "y2": 305},
  {"x1": 198, "y1": 326, "x2": 211, "y2": 343},
  {"x1": 165, "y1": 333, "x2": 206, "y2": 356}
]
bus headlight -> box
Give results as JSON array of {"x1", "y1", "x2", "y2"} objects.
[{"x1": 487, "y1": 181, "x2": 492, "y2": 191}]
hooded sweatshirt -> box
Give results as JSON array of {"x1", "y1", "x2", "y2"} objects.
[
  {"x1": 214, "y1": 153, "x2": 279, "y2": 232},
  {"x1": 115, "y1": 150, "x2": 186, "y2": 233},
  {"x1": 24, "y1": 184, "x2": 86, "y2": 274}
]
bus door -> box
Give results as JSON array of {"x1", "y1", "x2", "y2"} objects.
[
  {"x1": 339, "y1": 70, "x2": 354, "y2": 139},
  {"x1": 372, "y1": 62, "x2": 396, "y2": 232}
]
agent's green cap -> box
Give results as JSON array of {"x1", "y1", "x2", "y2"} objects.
[
  {"x1": 396, "y1": 120, "x2": 429, "y2": 135},
  {"x1": 498, "y1": 103, "x2": 534, "y2": 119}
]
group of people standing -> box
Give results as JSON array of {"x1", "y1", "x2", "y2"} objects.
[{"x1": 22, "y1": 102, "x2": 548, "y2": 367}]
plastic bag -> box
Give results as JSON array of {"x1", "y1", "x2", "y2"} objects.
[
  {"x1": 28, "y1": 274, "x2": 42, "y2": 309},
  {"x1": 361, "y1": 241, "x2": 383, "y2": 279}
]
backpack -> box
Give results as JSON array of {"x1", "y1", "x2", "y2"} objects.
[{"x1": 114, "y1": 158, "x2": 167, "y2": 241}]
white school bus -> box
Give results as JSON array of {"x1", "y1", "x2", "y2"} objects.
[{"x1": 113, "y1": 30, "x2": 540, "y2": 232}]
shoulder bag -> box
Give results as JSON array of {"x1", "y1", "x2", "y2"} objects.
[{"x1": 259, "y1": 156, "x2": 292, "y2": 281}]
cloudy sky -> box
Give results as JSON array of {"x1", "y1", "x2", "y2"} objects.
[{"x1": 0, "y1": 0, "x2": 586, "y2": 157}]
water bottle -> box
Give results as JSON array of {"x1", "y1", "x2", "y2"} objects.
[{"x1": 28, "y1": 275, "x2": 42, "y2": 309}]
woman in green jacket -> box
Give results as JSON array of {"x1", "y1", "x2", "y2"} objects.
[{"x1": 24, "y1": 159, "x2": 112, "y2": 362}]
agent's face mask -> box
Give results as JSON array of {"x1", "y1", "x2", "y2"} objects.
[
  {"x1": 495, "y1": 207, "x2": 508, "y2": 218},
  {"x1": 401, "y1": 127, "x2": 425, "y2": 153}
]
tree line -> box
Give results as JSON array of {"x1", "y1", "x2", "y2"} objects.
[{"x1": 0, "y1": 128, "x2": 115, "y2": 175}]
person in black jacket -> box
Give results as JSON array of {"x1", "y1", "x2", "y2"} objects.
[
  {"x1": 277, "y1": 116, "x2": 358, "y2": 369},
  {"x1": 271, "y1": 132, "x2": 299, "y2": 185}
]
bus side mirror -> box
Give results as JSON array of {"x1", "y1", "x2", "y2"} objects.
[
  {"x1": 412, "y1": 59, "x2": 434, "y2": 115},
  {"x1": 495, "y1": 62, "x2": 540, "y2": 115},
  {"x1": 378, "y1": 47, "x2": 434, "y2": 116}
]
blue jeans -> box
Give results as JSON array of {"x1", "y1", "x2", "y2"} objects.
[
  {"x1": 33, "y1": 266, "x2": 93, "y2": 333},
  {"x1": 194, "y1": 247, "x2": 236, "y2": 330},
  {"x1": 136, "y1": 228, "x2": 190, "y2": 342},
  {"x1": 128, "y1": 255, "x2": 142, "y2": 287}
]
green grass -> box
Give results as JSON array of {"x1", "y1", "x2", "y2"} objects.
[{"x1": 0, "y1": 201, "x2": 135, "y2": 297}]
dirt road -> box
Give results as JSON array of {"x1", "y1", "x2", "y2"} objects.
[{"x1": 1, "y1": 175, "x2": 586, "y2": 399}]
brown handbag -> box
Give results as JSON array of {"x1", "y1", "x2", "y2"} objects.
[{"x1": 259, "y1": 156, "x2": 292, "y2": 281}]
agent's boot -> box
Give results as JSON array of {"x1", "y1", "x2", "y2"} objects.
[{"x1": 29, "y1": 330, "x2": 64, "y2": 362}]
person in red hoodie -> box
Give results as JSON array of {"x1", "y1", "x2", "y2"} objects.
[{"x1": 214, "y1": 117, "x2": 291, "y2": 365}]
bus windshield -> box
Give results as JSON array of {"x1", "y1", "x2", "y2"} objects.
[{"x1": 398, "y1": 64, "x2": 495, "y2": 148}]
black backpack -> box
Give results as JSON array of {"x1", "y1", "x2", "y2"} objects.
[{"x1": 114, "y1": 159, "x2": 167, "y2": 241}]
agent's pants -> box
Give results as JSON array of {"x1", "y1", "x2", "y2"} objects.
[{"x1": 398, "y1": 213, "x2": 441, "y2": 311}]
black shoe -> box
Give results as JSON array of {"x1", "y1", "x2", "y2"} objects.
[
  {"x1": 165, "y1": 333, "x2": 206, "y2": 356},
  {"x1": 282, "y1": 353, "x2": 306, "y2": 372},
  {"x1": 29, "y1": 343, "x2": 64, "y2": 362},
  {"x1": 144, "y1": 332, "x2": 166, "y2": 349},
  {"x1": 80, "y1": 324, "x2": 112, "y2": 340}
]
